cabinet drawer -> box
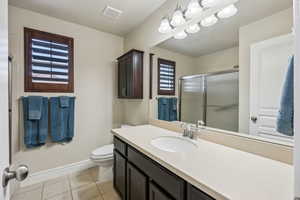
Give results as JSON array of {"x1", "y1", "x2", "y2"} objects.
[
  {"x1": 127, "y1": 146, "x2": 185, "y2": 200},
  {"x1": 187, "y1": 184, "x2": 215, "y2": 200},
  {"x1": 114, "y1": 136, "x2": 127, "y2": 156}
]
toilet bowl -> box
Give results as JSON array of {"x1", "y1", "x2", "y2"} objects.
[{"x1": 90, "y1": 144, "x2": 114, "y2": 183}]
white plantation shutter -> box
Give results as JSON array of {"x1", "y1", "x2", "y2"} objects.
[
  {"x1": 24, "y1": 28, "x2": 74, "y2": 92},
  {"x1": 158, "y1": 58, "x2": 176, "y2": 95}
]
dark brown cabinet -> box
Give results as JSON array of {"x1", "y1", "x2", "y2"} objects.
[
  {"x1": 149, "y1": 182, "x2": 173, "y2": 200},
  {"x1": 113, "y1": 136, "x2": 215, "y2": 200},
  {"x1": 117, "y1": 49, "x2": 144, "y2": 99},
  {"x1": 127, "y1": 163, "x2": 147, "y2": 200},
  {"x1": 113, "y1": 150, "x2": 126, "y2": 199}
]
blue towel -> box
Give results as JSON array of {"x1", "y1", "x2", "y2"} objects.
[
  {"x1": 277, "y1": 56, "x2": 294, "y2": 136},
  {"x1": 28, "y1": 96, "x2": 43, "y2": 120},
  {"x1": 50, "y1": 97, "x2": 75, "y2": 142},
  {"x1": 169, "y1": 98, "x2": 178, "y2": 121},
  {"x1": 59, "y1": 96, "x2": 69, "y2": 108},
  {"x1": 22, "y1": 97, "x2": 48, "y2": 148},
  {"x1": 158, "y1": 98, "x2": 170, "y2": 121}
]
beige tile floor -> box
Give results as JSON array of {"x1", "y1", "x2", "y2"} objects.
[{"x1": 12, "y1": 167, "x2": 121, "y2": 200}]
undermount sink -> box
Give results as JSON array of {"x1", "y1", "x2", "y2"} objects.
[{"x1": 150, "y1": 136, "x2": 198, "y2": 153}]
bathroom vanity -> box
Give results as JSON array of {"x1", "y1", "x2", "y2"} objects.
[
  {"x1": 112, "y1": 125, "x2": 293, "y2": 200},
  {"x1": 113, "y1": 136, "x2": 211, "y2": 200}
]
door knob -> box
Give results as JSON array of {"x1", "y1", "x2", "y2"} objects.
[
  {"x1": 2, "y1": 165, "x2": 29, "y2": 188},
  {"x1": 251, "y1": 116, "x2": 258, "y2": 123}
]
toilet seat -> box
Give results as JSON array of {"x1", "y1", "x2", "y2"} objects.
[{"x1": 90, "y1": 144, "x2": 114, "y2": 160}]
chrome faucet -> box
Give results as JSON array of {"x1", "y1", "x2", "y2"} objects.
[{"x1": 181, "y1": 123, "x2": 197, "y2": 139}]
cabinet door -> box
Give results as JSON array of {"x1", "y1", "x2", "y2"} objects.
[
  {"x1": 113, "y1": 150, "x2": 126, "y2": 199},
  {"x1": 127, "y1": 163, "x2": 147, "y2": 200},
  {"x1": 187, "y1": 184, "x2": 215, "y2": 200},
  {"x1": 118, "y1": 58, "x2": 127, "y2": 98},
  {"x1": 125, "y1": 56, "x2": 133, "y2": 97},
  {"x1": 149, "y1": 182, "x2": 173, "y2": 200}
]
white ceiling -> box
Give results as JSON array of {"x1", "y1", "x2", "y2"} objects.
[
  {"x1": 8, "y1": 0, "x2": 167, "y2": 36},
  {"x1": 158, "y1": 0, "x2": 293, "y2": 57}
]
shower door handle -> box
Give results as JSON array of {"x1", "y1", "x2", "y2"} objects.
[{"x1": 251, "y1": 116, "x2": 258, "y2": 123}]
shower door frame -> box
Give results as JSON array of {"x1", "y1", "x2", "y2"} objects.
[{"x1": 179, "y1": 68, "x2": 239, "y2": 125}]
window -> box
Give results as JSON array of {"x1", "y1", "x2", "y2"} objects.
[
  {"x1": 157, "y1": 58, "x2": 176, "y2": 95},
  {"x1": 24, "y1": 28, "x2": 74, "y2": 92}
]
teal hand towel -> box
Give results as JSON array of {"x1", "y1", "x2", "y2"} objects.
[
  {"x1": 28, "y1": 96, "x2": 43, "y2": 120},
  {"x1": 277, "y1": 56, "x2": 294, "y2": 136},
  {"x1": 50, "y1": 97, "x2": 75, "y2": 142},
  {"x1": 22, "y1": 97, "x2": 48, "y2": 148}
]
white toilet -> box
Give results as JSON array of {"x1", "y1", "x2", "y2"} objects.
[{"x1": 90, "y1": 144, "x2": 114, "y2": 183}]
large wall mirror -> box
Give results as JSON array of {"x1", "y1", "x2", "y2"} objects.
[{"x1": 149, "y1": 0, "x2": 294, "y2": 144}]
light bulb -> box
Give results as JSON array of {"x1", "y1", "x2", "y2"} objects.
[
  {"x1": 217, "y1": 4, "x2": 238, "y2": 18},
  {"x1": 174, "y1": 31, "x2": 187, "y2": 39},
  {"x1": 171, "y1": 9, "x2": 186, "y2": 27},
  {"x1": 185, "y1": 0, "x2": 203, "y2": 19},
  {"x1": 186, "y1": 23, "x2": 200, "y2": 34},
  {"x1": 201, "y1": 15, "x2": 218, "y2": 27},
  {"x1": 158, "y1": 18, "x2": 172, "y2": 33},
  {"x1": 201, "y1": 0, "x2": 220, "y2": 8}
]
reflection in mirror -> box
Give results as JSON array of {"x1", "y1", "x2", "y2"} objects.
[{"x1": 149, "y1": 0, "x2": 294, "y2": 143}]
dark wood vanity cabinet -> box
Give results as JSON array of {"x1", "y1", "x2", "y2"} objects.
[
  {"x1": 117, "y1": 49, "x2": 144, "y2": 99},
  {"x1": 113, "y1": 136, "x2": 215, "y2": 200}
]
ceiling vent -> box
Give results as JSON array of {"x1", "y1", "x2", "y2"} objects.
[{"x1": 102, "y1": 6, "x2": 123, "y2": 20}]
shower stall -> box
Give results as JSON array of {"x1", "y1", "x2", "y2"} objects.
[{"x1": 179, "y1": 69, "x2": 239, "y2": 132}]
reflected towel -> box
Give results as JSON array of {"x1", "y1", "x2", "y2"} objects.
[
  {"x1": 22, "y1": 97, "x2": 48, "y2": 148},
  {"x1": 50, "y1": 97, "x2": 75, "y2": 142},
  {"x1": 28, "y1": 96, "x2": 43, "y2": 120},
  {"x1": 277, "y1": 56, "x2": 294, "y2": 136},
  {"x1": 158, "y1": 98, "x2": 170, "y2": 121}
]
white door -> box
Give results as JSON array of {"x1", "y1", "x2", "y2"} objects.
[
  {"x1": 250, "y1": 34, "x2": 294, "y2": 142},
  {"x1": 0, "y1": 0, "x2": 10, "y2": 199}
]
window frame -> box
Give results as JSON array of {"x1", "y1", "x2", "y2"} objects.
[
  {"x1": 157, "y1": 58, "x2": 176, "y2": 96},
  {"x1": 24, "y1": 27, "x2": 74, "y2": 93}
]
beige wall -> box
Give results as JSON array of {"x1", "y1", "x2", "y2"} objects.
[
  {"x1": 195, "y1": 47, "x2": 239, "y2": 73},
  {"x1": 239, "y1": 8, "x2": 293, "y2": 134},
  {"x1": 9, "y1": 6, "x2": 124, "y2": 173}
]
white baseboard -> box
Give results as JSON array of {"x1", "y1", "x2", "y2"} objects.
[{"x1": 20, "y1": 159, "x2": 96, "y2": 187}]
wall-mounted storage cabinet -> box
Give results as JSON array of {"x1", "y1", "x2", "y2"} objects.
[
  {"x1": 113, "y1": 136, "x2": 216, "y2": 200},
  {"x1": 117, "y1": 49, "x2": 144, "y2": 99}
]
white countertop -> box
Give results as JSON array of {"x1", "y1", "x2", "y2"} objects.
[{"x1": 111, "y1": 125, "x2": 293, "y2": 200}]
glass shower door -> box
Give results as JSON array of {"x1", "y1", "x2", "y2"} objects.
[
  {"x1": 180, "y1": 76, "x2": 205, "y2": 124},
  {"x1": 206, "y1": 72, "x2": 239, "y2": 132}
]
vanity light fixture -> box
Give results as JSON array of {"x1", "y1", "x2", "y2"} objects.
[
  {"x1": 217, "y1": 4, "x2": 238, "y2": 18},
  {"x1": 158, "y1": 0, "x2": 239, "y2": 39},
  {"x1": 185, "y1": 0, "x2": 203, "y2": 19},
  {"x1": 201, "y1": 0, "x2": 220, "y2": 8},
  {"x1": 174, "y1": 31, "x2": 188, "y2": 39},
  {"x1": 170, "y1": 7, "x2": 186, "y2": 27},
  {"x1": 186, "y1": 23, "x2": 201, "y2": 34},
  {"x1": 201, "y1": 15, "x2": 218, "y2": 27},
  {"x1": 158, "y1": 17, "x2": 172, "y2": 33}
]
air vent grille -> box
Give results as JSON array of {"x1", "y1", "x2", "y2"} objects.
[{"x1": 103, "y1": 6, "x2": 122, "y2": 19}]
